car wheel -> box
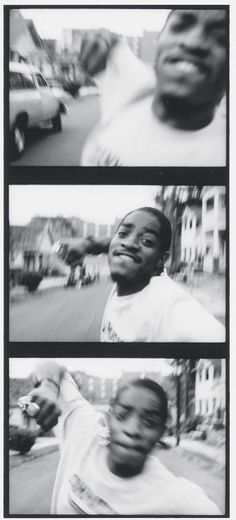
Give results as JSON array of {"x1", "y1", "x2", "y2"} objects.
[
  {"x1": 52, "y1": 110, "x2": 62, "y2": 132},
  {"x1": 11, "y1": 122, "x2": 26, "y2": 159}
]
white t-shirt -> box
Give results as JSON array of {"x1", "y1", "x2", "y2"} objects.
[
  {"x1": 81, "y1": 39, "x2": 226, "y2": 167},
  {"x1": 51, "y1": 372, "x2": 221, "y2": 515},
  {"x1": 101, "y1": 274, "x2": 225, "y2": 342}
]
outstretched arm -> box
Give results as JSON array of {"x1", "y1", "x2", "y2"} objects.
[
  {"x1": 53, "y1": 236, "x2": 112, "y2": 268},
  {"x1": 25, "y1": 362, "x2": 89, "y2": 433}
]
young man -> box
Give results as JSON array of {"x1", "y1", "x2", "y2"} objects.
[
  {"x1": 21, "y1": 361, "x2": 221, "y2": 515},
  {"x1": 80, "y1": 9, "x2": 227, "y2": 166},
  {"x1": 56, "y1": 207, "x2": 225, "y2": 342}
]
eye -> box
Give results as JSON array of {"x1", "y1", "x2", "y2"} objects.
[
  {"x1": 169, "y1": 13, "x2": 195, "y2": 32},
  {"x1": 143, "y1": 416, "x2": 163, "y2": 428},
  {"x1": 115, "y1": 410, "x2": 129, "y2": 421},
  {"x1": 117, "y1": 230, "x2": 128, "y2": 238},
  {"x1": 212, "y1": 30, "x2": 226, "y2": 46},
  {"x1": 141, "y1": 237, "x2": 155, "y2": 248}
]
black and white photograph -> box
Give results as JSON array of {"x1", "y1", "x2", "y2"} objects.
[
  {"x1": 8, "y1": 357, "x2": 226, "y2": 515},
  {"x1": 9, "y1": 184, "x2": 226, "y2": 342},
  {"x1": 8, "y1": 6, "x2": 227, "y2": 166}
]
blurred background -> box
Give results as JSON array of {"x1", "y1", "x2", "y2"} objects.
[
  {"x1": 8, "y1": 8, "x2": 170, "y2": 165},
  {"x1": 9, "y1": 185, "x2": 226, "y2": 341},
  {"x1": 8, "y1": 357, "x2": 226, "y2": 515}
]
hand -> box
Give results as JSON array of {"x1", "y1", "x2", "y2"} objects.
[
  {"x1": 80, "y1": 30, "x2": 119, "y2": 76},
  {"x1": 28, "y1": 388, "x2": 61, "y2": 433},
  {"x1": 53, "y1": 238, "x2": 92, "y2": 267}
]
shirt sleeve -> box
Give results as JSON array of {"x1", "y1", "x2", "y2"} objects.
[
  {"x1": 97, "y1": 38, "x2": 156, "y2": 124},
  {"x1": 154, "y1": 297, "x2": 225, "y2": 342},
  {"x1": 54, "y1": 371, "x2": 101, "y2": 446},
  {"x1": 176, "y1": 478, "x2": 222, "y2": 515}
]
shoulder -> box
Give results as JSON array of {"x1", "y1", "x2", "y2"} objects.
[
  {"x1": 149, "y1": 275, "x2": 225, "y2": 342},
  {"x1": 147, "y1": 457, "x2": 221, "y2": 514}
]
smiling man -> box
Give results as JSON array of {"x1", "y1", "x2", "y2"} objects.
[
  {"x1": 56, "y1": 207, "x2": 225, "y2": 342},
  {"x1": 80, "y1": 8, "x2": 227, "y2": 166}
]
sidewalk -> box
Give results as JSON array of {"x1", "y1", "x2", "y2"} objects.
[
  {"x1": 10, "y1": 437, "x2": 59, "y2": 469},
  {"x1": 10, "y1": 276, "x2": 67, "y2": 303},
  {"x1": 166, "y1": 436, "x2": 225, "y2": 467}
]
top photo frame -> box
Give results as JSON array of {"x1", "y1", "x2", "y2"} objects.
[{"x1": 5, "y1": 5, "x2": 228, "y2": 168}]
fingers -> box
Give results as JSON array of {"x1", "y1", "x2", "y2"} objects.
[
  {"x1": 80, "y1": 33, "x2": 112, "y2": 76},
  {"x1": 64, "y1": 248, "x2": 84, "y2": 267},
  {"x1": 30, "y1": 394, "x2": 61, "y2": 433}
]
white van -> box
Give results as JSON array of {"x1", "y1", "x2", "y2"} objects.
[{"x1": 9, "y1": 61, "x2": 64, "y2": 159}]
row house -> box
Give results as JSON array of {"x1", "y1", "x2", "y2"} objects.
[
  {"x1": 181, "y1": 187, "x2": 226, "y2": 273},
  {"x1": 195, "y1": 359, "x2": 226, "y2": 424}
]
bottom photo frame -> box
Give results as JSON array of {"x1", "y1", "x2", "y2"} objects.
[{"x1": 7, "y1": 357, "x2": 227, "y2": 516}]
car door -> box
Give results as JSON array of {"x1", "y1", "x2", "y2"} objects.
[
  {"x1": 34, "y1": 72, "x2": 59, "y2": 121},
  {"x1": 9, "y1": 71, "x2": 42, "y2": 128}
]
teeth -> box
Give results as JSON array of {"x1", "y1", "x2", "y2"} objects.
[{"x1": 174, "y1": 60, "x2": 199, "y2": 73}]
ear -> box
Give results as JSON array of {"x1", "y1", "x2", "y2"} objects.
[
  {"x1": 153, "y1": 251, "x2": 169, "y2": 276},
  {"x1": 154, "y1": 423, "x2": 165, "y2": 445}
]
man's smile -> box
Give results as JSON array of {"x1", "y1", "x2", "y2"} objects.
[
  {"x1": 113, "y1": 250, "x2": 142, "y2": 264},
  {"x1": 162, "y1": 53, "x2": 210, "y2": 77}
]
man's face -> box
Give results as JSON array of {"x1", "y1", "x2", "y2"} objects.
[
  {"x1": 155, "y1": 9, "x2": 227, "y2": 106},
  {"x1": 108, "y1": 386, "x2": 165, "y2": 476},
  {"x1": 108, "y1": 210, "x2": 163, "y2": 290}
]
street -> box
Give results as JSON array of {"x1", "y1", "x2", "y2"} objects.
[
  {"x1": 10, "y1": 277, "x2": 112, "y2": 341},
  {"x1": 9, "y1": 451, "x2": 60, "y2": 514},
  {"x1": 9, "y1": 446, "x2": 225, "y2": 515},
  {"x1": 11, "y1": 95, "x2": 100, "y2": 166}
]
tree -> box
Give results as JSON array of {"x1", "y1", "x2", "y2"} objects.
[{"x1": 166, "y1": 359, "x2": 199, "y2": 443}]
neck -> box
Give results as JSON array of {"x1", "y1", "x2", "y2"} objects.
[
  {"x1": 107, "y1": 454, "x2": 144, "y2": 478},
  {"x1": 116, "y1": 277, "x2": 150, "y2": 297},
  {"x1": 152, "y1": 93, "x2": 216, "y2": 130}
]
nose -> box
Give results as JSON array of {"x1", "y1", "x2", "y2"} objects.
[
  {"x1": 121, "y1": 232, "x2": 139, "y2": 251},
  {"x1": 180, "y1": 27, "x2": 210, "y2": 58},
  {"x1": 124, "y1": 415, "x2": 141, "y2": 438}
]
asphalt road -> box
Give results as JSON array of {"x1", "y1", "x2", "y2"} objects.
[
  {"x1": 9, "y1": 450, "x2": 60, "y2": 515},
  {"x1": 9, "y1": 277, "x2": 112, "y2": 342},
  {"x1": 8, "y1": 446, "x2": 225, "y2": 515},
  {"x1": 11, "y1": 95, "x2": 100, "y2": 166}
]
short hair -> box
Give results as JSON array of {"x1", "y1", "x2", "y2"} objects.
[
  {"x1": 112, "y1": 377, "x2": 168, "y2": 425},
  {"x1": 117, "y1": 207, "x2": 172, "y2": 253}
]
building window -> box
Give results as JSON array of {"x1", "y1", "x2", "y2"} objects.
[
  {"x1": 205, "y1": 368, "x2": 209, "y2": 380},
  {"x1": 206, "y1": 197, "x2": 214, "y2": 211},
  {"x1": 199, "y1": 369, "x2": 202, "y2": 381},
  {"x1": 219, "y1": 193, "x2": 226, "y2": 208},
  {"x1": 213, "y1": 398, "x2": 217, "y2": 411},
  {"x1": 189, "y1": 220, "x2": 192, "y2": 229},
  {"x1": 205, "y1": 400, "x2": 208, "y2": 413}
]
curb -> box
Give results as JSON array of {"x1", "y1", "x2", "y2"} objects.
[
  {"x1": 10, "y1": 443, "x2": 59, "y2": 469},
  {"x1": 10, "y1": 283, "x2": 67, "y2": 304},
  {"x1": 178, "y1": 445, "x2": 225, "y2": 467}
]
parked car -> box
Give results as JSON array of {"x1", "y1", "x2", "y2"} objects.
[
  {"x1": 9, "y1": 61, "x2": 65, "y2": 159},
  {"x1": 46, "y1": 77, "x2": 73, "y2": 112}
]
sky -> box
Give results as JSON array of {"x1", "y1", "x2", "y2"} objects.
[
  {"x1": 9, "y1": 358, "x2": 174, "y2": 379},
  {"x1": 20, "y1": 8, "x2": 170, "y2": 39},
  {"x1": 9, "y1": 185, "x2": 160, "y2": 226}
]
